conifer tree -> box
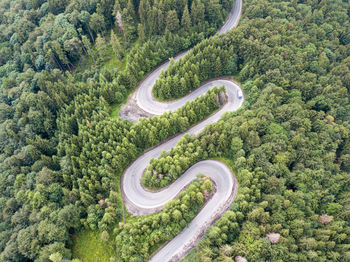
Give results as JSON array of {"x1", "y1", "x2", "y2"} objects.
[
  {"x1": 110, "y1": 30, "x2": 124, "y2": 59},
  {"x1": 137, "y1": 24, "x2": 145, "y2": 42},
  {"x1": 166, "y1": 10, "x2": 180, "y2": 32},
  {"x1": 181, "y1": 5, "x2": 191, "y2": 30},
  {"x1": 95, "y1": 34, "x2": 108, "y2": 63},
  {"x1": 191, "y1": 0, "x2": 205, "y2": 28}
]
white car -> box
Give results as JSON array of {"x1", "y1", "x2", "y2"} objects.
[{"x1": 237, "y1": 89, "x2": 243, "y2": 99}]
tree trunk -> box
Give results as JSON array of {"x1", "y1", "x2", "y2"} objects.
[{"x1": 87, "y1": 26, "x2": 94, "y2": 42}]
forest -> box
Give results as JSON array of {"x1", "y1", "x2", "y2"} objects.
[
  {"x1": 0, "y1": 0, "x2": 232, "y2": 260},
  {"x1": 0, "y1": 0, "x2": 350, "y2": 261},
  {"x1": 116, "y1": 178, "x2": 213, "y2": 261}
]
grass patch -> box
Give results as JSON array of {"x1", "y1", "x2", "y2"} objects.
[
  {"x1": 212, "y1": 156, "x2": 236, "y2": 171},
  {"x1": 103, "y1": 39, "x2": 141, "y2": 73},
  {"x1": 109, "y1": 102, "x2": 123, "y2": 119},
  {"x1": 109, "y1": 87, "x2": 134, "y2": 119},
  {"x1": 101, "y1": 51, "x2": 122, "y2": 72},
  {"x1": 233, "y1": 72, "x2": 241, "y2": 82},
  {"x1": 71, "y1": 230, "x2": 115, "y2": 262}
]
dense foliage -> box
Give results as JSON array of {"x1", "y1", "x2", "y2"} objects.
[
  {"x1": 0, "y1": 0, "x2": 232, "y2": 260},
  {"x1": 149, "y1": 0, "x2": 350, "y2": 261},
  {"x1": 153, "y1": 38, "x2": 238, "y2": 100},
  {"x1": 115, "y1": 178, "x2": 213, "y2": 261},
  {"x1": 57, "y1": 85, "x2": 224, "y2": 230},
  {"x1": 1, "y1": 0, "x2": 350, "y2": 261}
]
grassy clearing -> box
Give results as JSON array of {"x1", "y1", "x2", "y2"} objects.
[
  {"x1": 71, "y1": 230, "x2": 116, "y2": 262},
  {"x1": 103, "y1": 39, "x2": 140, "y2": 73}
]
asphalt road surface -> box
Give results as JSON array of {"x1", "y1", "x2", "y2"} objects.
[{"x1": 120, "y1": 1, "x2": 243, "y2": 261}]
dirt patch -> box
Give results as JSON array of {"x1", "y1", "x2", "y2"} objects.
[{"x1": 119, "y1": 92, "x2": 153, "y2": 122}]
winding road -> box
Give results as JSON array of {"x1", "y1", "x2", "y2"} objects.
[{"x1": 120, "y1": 1, "x2": 243, "y2": 261}]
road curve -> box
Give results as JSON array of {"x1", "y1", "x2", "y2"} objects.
[
  {"x1": 120, "y1": 1, "x2": 243, "y2": 261},
  {"x1": 135, "y1": 0, "x2": 242, "y2": 115}
]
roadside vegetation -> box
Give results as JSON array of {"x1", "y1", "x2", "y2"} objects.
[
  {"x1": 115, "y1": 178, "x2": 213, "y2": 262},
  {"x1": 156, "y1": 0, "x2": 350, "y2": 260},
  {"x1": 0, "y1": 0, "x2": 349, "y2": 261},
  {"x1": 0, "y1": 0, "x2": 232, "y2": 260}
]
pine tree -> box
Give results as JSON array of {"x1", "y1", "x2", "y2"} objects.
[
  {"x1": 214, "y1": 56, "x2": 222, "y2": 76},
  {"x1": 81, "y1": 35, "x2": 95, "y2": 62},
  {"x1": 193, "y1": 74, "x2": 200, "y2": 89},
  {"x1": 166, "y1": 10, "x2": 180, "y2": 32},
  {"x1": 181, "y1": 4, "x2": 191, "y2": 30},
  {"x1": 138, "y1": 0, "x2": 149, "y2": 24},
  {"x1": 122, "y1": 4, "x2": 137, "y2": 41},
  {"x1": 156, "y1": 8, "x2": 165, "y2": 34},
  {"x1": 95, "y1": 34, "x2": 108, "y2": 63},
  {"x1": 191, "y1": 0, "x2": 205, "y2": 28},
  {"x1": 110, "y1": 30, "x2": 123, "y2": 59},
  {"x1": 127, "y1": 0, "x2": 136, "y2": 19},
  {"x1": 138, "y1": 23, "x2": 145, "y2": 42}
]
